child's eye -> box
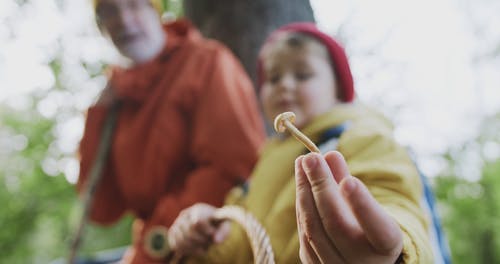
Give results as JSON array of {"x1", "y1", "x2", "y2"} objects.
[
  {"x1": 268, "y1": 74, "x2": 281, "y2": 84},
  {"x1": 295, "y1": 72, "x2": 313, "y2": 81}
]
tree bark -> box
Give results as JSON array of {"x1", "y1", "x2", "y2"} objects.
[{"x1": 183, "y1": 0, "x2": 315, "y2": 85}]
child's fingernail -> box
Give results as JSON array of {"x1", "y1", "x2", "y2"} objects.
[
  {"x1": 295, "y1": 155, "x2": 304, "y2": 166},
  {"x1": 303, "y1": 154, "x2": 318, "y2": 171},
  {"x1": 341, "y1": 176, "x2": 357, "y2": 195}
]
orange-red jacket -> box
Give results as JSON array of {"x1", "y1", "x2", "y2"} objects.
[{"x1": 77, "y1": 20, "x2": 265, "y2": 262}]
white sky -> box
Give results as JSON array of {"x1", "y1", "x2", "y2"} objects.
[
  {"x1": 311, "y1": 0, "x2": 500, "y2": 178},
  {"x1": 0, "y1": 0, "x2": 499, "y2": 182}
]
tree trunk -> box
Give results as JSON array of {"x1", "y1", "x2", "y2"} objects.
[{"x1": 183, "y1": 0, "x2": 315, "y2": 85}]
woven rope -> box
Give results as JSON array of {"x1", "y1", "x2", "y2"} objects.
[{"x1": 213, "y1": 206, "x2": 275, "y2": 264}]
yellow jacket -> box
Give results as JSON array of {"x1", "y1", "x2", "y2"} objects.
[{"x1": 189, "y1": 104, "x2": 433, "y2": 263}]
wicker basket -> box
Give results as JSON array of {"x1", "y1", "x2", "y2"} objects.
[
  {"x1": 213, "y1": 206, "x2": 275, "y2": 264},
  {"x1": 167, "y1": 206, "x2": 275, "y2": 264}
]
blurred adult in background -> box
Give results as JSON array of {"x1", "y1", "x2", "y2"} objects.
[{"x1": 76, "y1": 0, "x2": 265, "y2": 262}]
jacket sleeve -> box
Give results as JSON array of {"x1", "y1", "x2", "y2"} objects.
[
  {"x1": 77, "y1": 104, "x2": 127, "y2": 225},
  {"x1": 132, "y1": 47, "x2": 265, "y2": 262},
  {"x1": 339, "y1": 121, "x2": 433, "y2": 263}
]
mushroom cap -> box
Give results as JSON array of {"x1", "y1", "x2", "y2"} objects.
[{"x1": 274, "y1": 112, "x2": 296, "y2": 133}]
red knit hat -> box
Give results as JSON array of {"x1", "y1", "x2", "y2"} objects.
[{"x1": 257, "y1": 22, "x2": 355, "y2": 102}]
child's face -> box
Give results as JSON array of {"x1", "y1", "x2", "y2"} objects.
[{"x1": 260, "y1": 45, "x2": 339, "y2": 129}]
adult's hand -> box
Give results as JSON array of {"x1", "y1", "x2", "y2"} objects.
[
  {"x1": 295, "y1": 151, "x2": 403, "y2": 263},
  {"x1": 168, "y1": 203, "x2": 231, "y2": 256}
]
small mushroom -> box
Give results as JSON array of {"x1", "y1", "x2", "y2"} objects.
[{"x1": 274, "y1": 112, "x2": 320, "y2": 153}]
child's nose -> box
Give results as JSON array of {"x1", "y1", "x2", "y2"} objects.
[{"x1": 277, "y1": 74, "x2": 295, "y2": 91}]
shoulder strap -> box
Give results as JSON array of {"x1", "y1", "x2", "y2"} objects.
[
  {"x1": 68, "y1": 101, "x2": 121, "y2": 263},
  {"x1": 313, "y1": 122, "x2": 350, "y2": 154},
  {"x1": 410, "y1": 152, "x2": 452, "y2": 264}
]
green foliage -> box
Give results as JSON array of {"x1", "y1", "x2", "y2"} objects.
[
  {"x1": 161, "y1": 0, "x2": 184, "y2": 17},
  {"x1": 0, "y1": 104, "x2": 132, "y2": 263},
  {"x1": 0, "y1": 0, "x2": 187, "y2": 261},
  {"x1": 435, "y1": 160, "x2": 500, "y2": 264},
  {"x1": 0, "y1": 0, "x2": 185, "y2": 262},
  {"x1": 0, "y1": 106, "x2": 72, "y2": 263},
  {"x1": 434, "y1": 114, "x2": 500, "y2": 264}
]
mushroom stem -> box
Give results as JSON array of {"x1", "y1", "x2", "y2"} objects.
[
  {"x1": 284, "y1": 120, "x2": 320, "y2": 153},
  {"x1": 274, "y1": 112, "x2": 320, "y2": 153}
]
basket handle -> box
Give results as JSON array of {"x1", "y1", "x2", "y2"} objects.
[
  {"x1": 169, "y1": 205, "x2": 275, "y2": 264},
  {"x1": 213, "y1": 206, "x2": 275, "y2": 264}
]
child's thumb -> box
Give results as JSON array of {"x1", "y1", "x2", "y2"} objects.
[{"x1": 213, "y1": 221, "x2": 231, "y2": 243}]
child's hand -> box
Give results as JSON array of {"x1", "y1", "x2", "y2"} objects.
[
  {"x1": 295, "y1": 151, "x2": 403, "y2": 263},
  {"x1": 168, "y1": 203, "x2": 230, "y2": 256}
]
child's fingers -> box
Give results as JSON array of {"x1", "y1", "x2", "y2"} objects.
[
  {"x1": 295, "y1": 155, "x2": 326, "y2": 242},
  {"x1": 169, "y1": 204, "x2": 217, "y2": 254},
  {"x1": 212, "y1": 221, "x2": 231, "y2": 243},
  {"x1": 324, "y1": 151, "x2": 350, "y2": 183},
  {"x1": 302, "y1": 153, "x2": 368, "y2": 258},
  {"x1": 177, "y1": 232, "x2": 209, "y2": 255},
  {"x1": 295, "y1": 156, "x2": 344, "y2": 263},
  {"x1": 184, "y1": 227, "x2": 210, "y2": 246},
  {"x1": 169, "y1": 222, "x2": 188, "y2": 253},
  {"x1": 340, "y1": 176, "x2": 403, "y2": 255},
  {"x1": 297, "y1": 211, "x2": 321, "y2": 264},
  {"x1": 301, "y1": 153, "x2": 360, "y2": 238},
  {"x1": 298, "y1": 234, "x2": 321, "y2": 264},
  {"x1": 169, "y1": 224, "x2": 187, "y2": 253},
  {"x1": 173, "y1": 219, "x2": 217, "y2": 256},
  {"x1": 296, "y1": 205, "x2": 321, "y2": 264},
  {"x1": 298, "y1": 212, "x2": 344, "y2": 264},
  {"x1": 193, "y1": 217, "x2": 217, "y2": 237}
]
